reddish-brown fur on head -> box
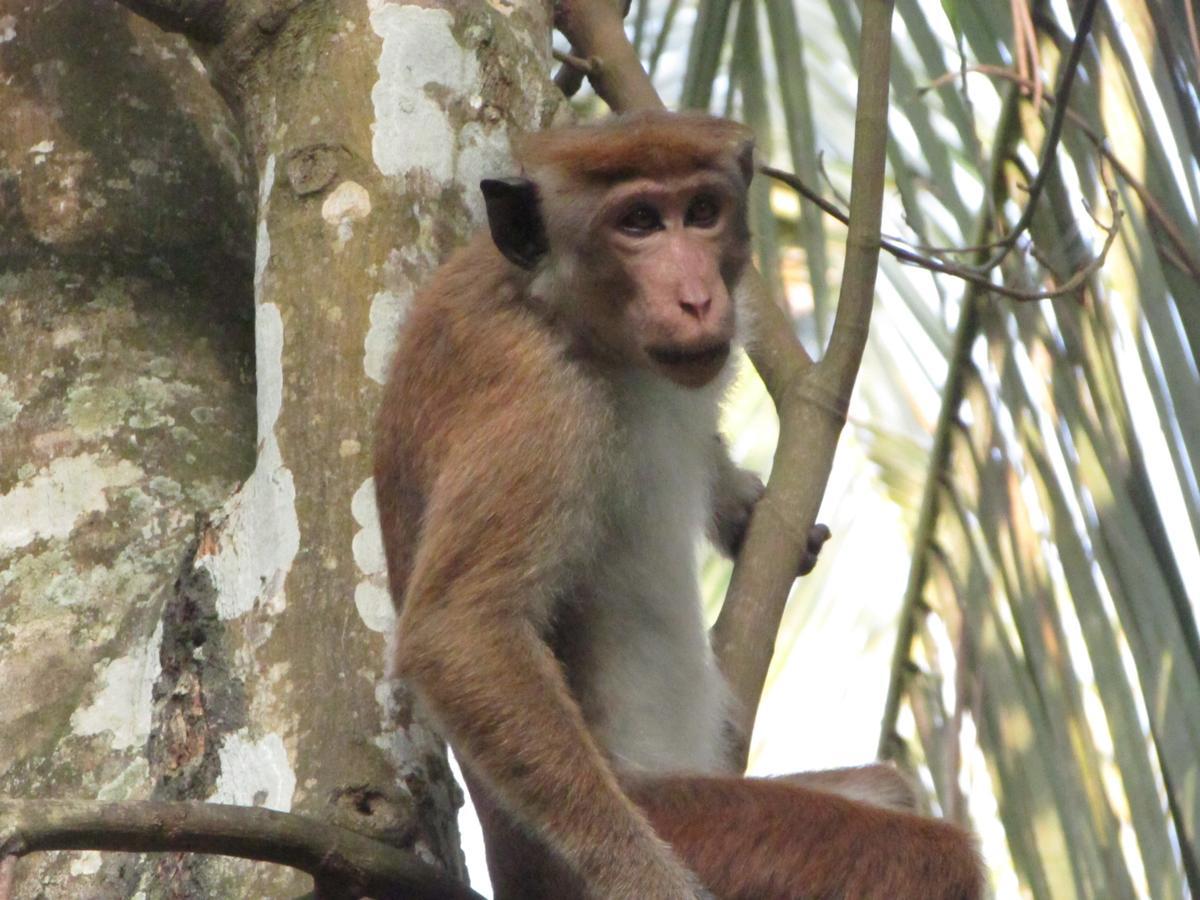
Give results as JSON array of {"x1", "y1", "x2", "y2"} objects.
[{"x1": 515, "y1": 111, "x2": 754, "y2": 184}]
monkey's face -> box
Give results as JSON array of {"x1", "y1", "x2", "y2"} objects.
[
  {"x1": 482, "y1": 113, "x2": 755, "y2": 390},
  {"x1": 576, "y1": 175, "x2": 749, "y2": 389}
]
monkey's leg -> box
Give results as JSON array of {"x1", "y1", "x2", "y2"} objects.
[
  {"x1": 781, "y1": 763, "x2": 920, "y2": 813},
  {"x1": 397, "y1": 600, "x2": 702, "y2": 899},
  {"x1": 624, "y1": 773, "x2": 983, "y2": 900}
]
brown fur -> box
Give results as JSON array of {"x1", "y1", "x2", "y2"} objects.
[
  {"x1": 516, "y1": 112, "x2": 753, "y2": 184},
  {"x1": 628, "y1": 775, "x2": 982, "y2": 900},
  {"x1": 374, "y1": 112, "x2": 983, "y2": 900}
]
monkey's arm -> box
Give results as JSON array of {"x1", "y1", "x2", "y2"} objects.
[
  {"x1": 391, "y1": 422, "x2": 705, "y2": 900},
  {"x1": 709, "y1": 436, "x2": 830, "y2": 571}
]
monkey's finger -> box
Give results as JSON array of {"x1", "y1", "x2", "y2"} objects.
[
  {"x1": 797, "y1": 523, "x2": 832, "y2": 576},
  {"x1": 807, "y1": 523, "x2": 832, "y2": 552}
]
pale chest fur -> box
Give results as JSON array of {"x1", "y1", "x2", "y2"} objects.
[{"x1": 564, "y1": 373, "x2": 731, "y2": 776}]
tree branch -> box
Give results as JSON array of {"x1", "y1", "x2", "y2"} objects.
[
  {"x1": 711, "y1": 0, "x2": 898, "y2": 766},
  {"x1": 0, "y1": 799, "x2": 482, "y2": 900},
  {"x1": 556, "y1": 0, "x2": 896, "y2": 767},
  {"x1": 554, "y1": 0, "x2": 666, "y2": 111},
  {"x1": 109, "y1": 0, "x2": 228, "y2": 43},
  {"x1": 552, "y1": 48, "x2": 595, "y2": 74},
  {"x1": 0, "y1": 854, "x2": 15, "y2": 900}
]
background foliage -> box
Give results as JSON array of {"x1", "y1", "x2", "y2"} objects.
[{"x1": 620, "y1": 0, "x2": 1200, "y2": 896}]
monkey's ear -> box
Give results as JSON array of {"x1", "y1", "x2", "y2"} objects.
[
  {"x1": 736, "y1": 140, "x2": 756, "y2": 186},
  {"x1": 481, "y1": 177, "x2": 548, "y2": 271}
]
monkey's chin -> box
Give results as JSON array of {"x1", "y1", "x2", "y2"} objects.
[{"x1": 647, "y1": 341, "x2": 731, "y2": 389}]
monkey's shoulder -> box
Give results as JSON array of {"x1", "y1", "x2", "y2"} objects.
[
  {"x1": 385, "y1": 234, "x2": 615, "y2": 481},
  {"x1": 402, "y1": 234, "x2": 562, "y2": 374}
]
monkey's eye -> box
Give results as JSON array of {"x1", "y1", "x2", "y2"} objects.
[
  {"x1": 685, "y1": 195, "x2": 721, "y2": 228},
  {"x1": 617, "y1": 204, "x2": 664, "y2": 236}
]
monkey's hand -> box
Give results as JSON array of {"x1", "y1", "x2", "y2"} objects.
[
  {"x1": 796, "y1": 521, "x2": 832, "y2": 576},
  {"x1": 710, "y1": 459, "x2": 832, "y2": 575},
  {"x1": 710, "y1": 463, "x2": 764, "y2": 558}
]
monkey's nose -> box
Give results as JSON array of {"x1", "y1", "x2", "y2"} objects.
[{"x1": 679, "y1": 295, "x2": 713, "y2": 320}]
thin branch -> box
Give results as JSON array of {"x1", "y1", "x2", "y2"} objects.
[
  {"x1": 554, "y1": 0, "x2": 666, "y2": 111},
  {"x1": 973, "y1": 0, "x2": 1099, "y2": 273},
  {"x1": 762, "y1": 166, "x2": 1121, "y2": 301},
  {"x1": 1011, "y1": 0, "x2": 1044, "y2": 112},
  {"x1": 110, "y1": 0, "x2": 227, "y2": 42},
  {"x1": 0, "y1": 799, "x2": 481, "y2": 900},
  {"x1": 924, "y1": 65, "x2": 1200, "y2": 281},
  {"x1": 553, "y1": 45, "x2": 589, "y2": 97}
]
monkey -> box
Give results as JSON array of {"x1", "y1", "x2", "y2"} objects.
[{"x1": 373, "y1": 111, "x2": 983, "y2": 900}]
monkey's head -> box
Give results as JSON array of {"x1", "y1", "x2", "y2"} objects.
[{"x1": 481, "y1": 112, "x2": 755, "y2": 390}]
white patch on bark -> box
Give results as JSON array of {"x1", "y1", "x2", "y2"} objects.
[
  {"x1": 69, "y1": 851, "x2": 103, "y2": 876},
  {"x1": 363, "y1": 289, "x2": 410, "y2": 385},
  {"x1": 254, "y1": 155, "x2": 275, "y2": 296},
  {"x1": 352, "y1": 478, "x2": 394, "y2": 633},
  {"x1": 355, "y1": 582, "x2": 394, "y2": 633},
  {"x1": 52, "y1": 324, "x2": 84, "y2": 348},
  {"x1": 29, "y1": 139, "x2": 54, "y2": 155},
  {"x1": 456, "y1": 121, "x2": 515, "y2": 223},
  {"x1": 373, "y1": 682, "x2": 441, "y2": 778},
  {"x1": 199, "y1": 152, "x2": 301, "y2": 620},
  {"x1": 97, "y1": 757, "x2": 151, "y2": 801},
  {"x1": 254, "y1": 302, "x2": 285, "y2": 442},
  {"x1": 71, "y1": 622, "x2": 163, "y2": 750},
  {"x1": 321, "y1": 180, "x2": 371, "y2": 247},
  {"x1": 210, "y1": 730, "x2": 296, "y2": 812},
  {"x1": 0, "y1": 454, "x2": 142, "y2": 551},
  {"x1": 0, "y1": 373, "x2": 22, "y2": 427},
  {"x1": 200, "y1": 302, "x2": 300, "y2": 620},
  {"x1": 369, "y1": 5, "x2": 478, "y2": 182}
]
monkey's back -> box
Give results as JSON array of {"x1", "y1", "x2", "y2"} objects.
[{"x1": 372, "y1": 233, "x2": 614, "y2": 622}]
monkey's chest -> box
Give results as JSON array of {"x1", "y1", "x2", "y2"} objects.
[{"x1": 563, "y1": 392, "x2": 729, "y2": 775}]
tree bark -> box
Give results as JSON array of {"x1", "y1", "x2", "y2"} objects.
[
  {"x1": 0, "y1": 5, "x2": 254, "y2": 896},
  {"x1": 1, "y1": 1, "x2": 561, "y2": 895}
]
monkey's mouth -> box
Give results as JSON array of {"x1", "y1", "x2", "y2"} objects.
[{"x1": 647, "y1": 340, "x2": 731, "y2": 385}]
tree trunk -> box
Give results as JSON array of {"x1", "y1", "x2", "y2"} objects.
[{"x1": 0, "y1": 1, "x2": 560, "y2": 895}]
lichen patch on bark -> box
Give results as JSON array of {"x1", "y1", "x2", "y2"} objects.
[
  {"x1": 0, "y1": 373, "x2": 22, "y2": 426},
  {"x1": 198, "y1": 302, "x2": 299, "y2": 621},
  {"x1": 351, "y1": 477, "x2": 393, "y2": 633},
  {"x1": 321, "y1": 180, "x2": 372, "y2": 248},
  {"x1": 71, "y1": 622, "x2": 164, "y2": 750},
  {"x1": 370, "y1": 5, "x2": 478, "y2": 182},
  {"x1": 0, "y1": 454, "x2": 142, "y2": 551},
  {"x1": 363, "y1": 289, "x2": 411, "y2": 384},
  {"x1": 209, "y1": 729, "x2": 296, "y2": 812}
]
